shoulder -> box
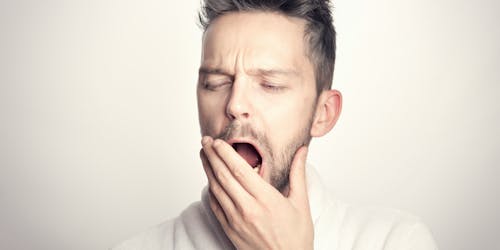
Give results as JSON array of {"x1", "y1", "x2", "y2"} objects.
[
  {"x1": 319, "y1": 200, "x2": 438, "y2": 250},
  {"x1": 110, "y1": 219, "x2": 175, "y2": 250},
  {"x1": 111, "y1": 201, "x2": 204, "y2": 250},
  {"x1": 315, "y1": 201, "x2": 437, "y2": 250},
  {"x1": 306, "y1": 166, "x2": 437, "y2": 250}
]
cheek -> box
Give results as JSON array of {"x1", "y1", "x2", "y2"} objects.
[
  {"x1": 197, "y1": 92, "x2": 229, "y2": 135},
  {"x1": 259, "y1": 95, "x2": 314, "y2": 144}
]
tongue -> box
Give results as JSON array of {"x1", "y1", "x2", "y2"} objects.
[{"x1": 234, "y1": 143, "x2": 260, "y2": 167}]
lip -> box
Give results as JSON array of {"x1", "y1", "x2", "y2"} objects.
[{"x1": 226, "y1": 138, "x2": 266, "y2": 178}]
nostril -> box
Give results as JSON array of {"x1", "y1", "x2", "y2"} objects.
[
  {"x1": 226, "y1": 102, "x2": 250, "y2": 120},
  {"x1": 226, "y1": 110, "x2": 236, "y2": 120},
  {"x1": 226, "y1": 109, "x2": 239, "y2": 120}
]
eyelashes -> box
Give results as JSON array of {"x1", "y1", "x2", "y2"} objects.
[
  {"x1": 202, "y1": 81, "x2": 232, "y2": 91},
  {"x1": 201, "y1": 77, "x2": 287, "y2": 93},
  {"x1": 260, "y1": 82, "x2": 285, "y2": 92},
  {"x1": 203, "y1": 81, "x2": 285, "y2": 92}
]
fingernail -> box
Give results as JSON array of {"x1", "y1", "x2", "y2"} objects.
[{"x1": 201, "y1": 136, "x2": 211, "y2": 146}]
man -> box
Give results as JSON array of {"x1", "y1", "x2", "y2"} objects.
[{"x1": 114, "y1": 0, "x2": 438, "y2": 249}]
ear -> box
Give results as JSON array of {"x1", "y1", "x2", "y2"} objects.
[{"x1": 310, "y1": 89, "x2": 342, "y2": 137}]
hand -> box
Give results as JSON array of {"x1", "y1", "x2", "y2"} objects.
[{"x1": 200, "y1": 136, "x2": 314, "y2": 250}]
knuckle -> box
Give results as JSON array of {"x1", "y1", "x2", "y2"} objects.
[
  {"x1": 234, "y1": 222, "x2": 248, "y2": 235},
  {"x1": 227, "y1": 215, "x2": 242, "y2": 231},
  {"x1": 241, "y1": 208, "x2": 258, "y2": 224},
  {"x1": 209, "y1": 181, "x2": 217, "y2": 191},
  {"x1": 208, "y1": 180, "x2": 224, "y2": 196},
  {"x1": 214, "y1": 169, "x2": 228, "y2": 183},
  {"x1": 208, "y1": 183, "x2": 220, "y2": 196},
  {"x1": 231, "y1": 166, "x2": 244, "y2": 179}
]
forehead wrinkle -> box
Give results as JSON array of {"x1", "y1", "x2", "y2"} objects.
[
  {"x1": 235, "y1": 49, "x2": 244, "y2": 76},
  {"x1": 247, "y1": 68, "x2": 299, "y2": 78},
  {"x1": 202, "y1": 49, "x2": 306, "y2": 85},
  {"x1": 236, "y1": 48, "x2": 300, "y2": 80},
  {"x1": 201, "y1": 12, "x2": 311, "y2": 84},
  {"x1": 200, "y1": 50, "x2": 237, "y2": 76}
]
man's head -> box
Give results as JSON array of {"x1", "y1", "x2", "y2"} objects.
[
  {"x1": 196, "y1": 0, "x2": 342, "y2": 192},
  {"x1": 199, "y1": 0, "x2": 336, "y2": 95}
]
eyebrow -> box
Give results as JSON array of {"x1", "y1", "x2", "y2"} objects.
[
  {"x1": 198, "y1": 67, "x2": 298, "y2": 78},
  {"x1": 198, "y1": 67, "x2": 232, "y2": 76}
]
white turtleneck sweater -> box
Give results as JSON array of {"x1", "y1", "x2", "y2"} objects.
[{"x1": 112, "y1": 166, "x2": 438, "y2": 250}]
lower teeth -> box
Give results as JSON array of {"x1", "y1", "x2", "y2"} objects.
[{"x1": 253, "y1": 164, "x2": 261, "y2": 173}]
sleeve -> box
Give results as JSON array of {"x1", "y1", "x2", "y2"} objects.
[
  {"x1": 406, "y1": 221, "x2": 439, "y2": 250},
  {"x1": 384, "y1": 220, "x2": 439, "y2": 250},
  {"x1": 110, "y1": 220, "x2": 175, "y2": 250}
]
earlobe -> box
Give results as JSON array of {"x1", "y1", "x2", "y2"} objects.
[{"x1": 310, "y1": 89, "x2": 342, "y2": 137}]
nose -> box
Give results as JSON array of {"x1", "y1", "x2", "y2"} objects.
[{"x1": 226, "y1": 80, "x2": 251, "y2": 120}]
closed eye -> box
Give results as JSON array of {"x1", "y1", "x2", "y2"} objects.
[
  {"x1": 203, "y1": 81, "x2": 232, "y2": 91},
  {"x1": 261, "y1": 82, "x2": 284, "y2": 92}
]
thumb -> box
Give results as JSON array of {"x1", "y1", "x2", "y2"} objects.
[{"x1": 287, "y1": 146, "x2": 309, "y2": 205}]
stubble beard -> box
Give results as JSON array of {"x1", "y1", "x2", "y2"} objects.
[{"x1": 214, "y1": 118, "x2": 313, "y2": 192}]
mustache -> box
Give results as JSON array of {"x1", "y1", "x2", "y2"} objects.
[{"x1": 215, "y1": 121, "x2": 262, "y2": 142}]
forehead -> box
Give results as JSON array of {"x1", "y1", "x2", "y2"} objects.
[{"x1": 201, "y1": 11, "x2": 310, "y2": 73}]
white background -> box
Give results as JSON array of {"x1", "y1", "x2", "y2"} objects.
[{"x1": 0, "y1": 0, "x2": 499, "y2": 249}]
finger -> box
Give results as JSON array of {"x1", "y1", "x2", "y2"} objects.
[
  {"x1": 202, "y1": 136, "x2": 254, "y2": 210},
  {"x1": 211, "y1": 139, "x2": 276, "y2": 199},
  {"x1": 200, "y1": 149, "x2": 237, "y2": 217},
  {"x1": 207, "y1": 189, "x2": 233, "y2": 234},
  {"x1": 287, "y1": 146, "x2": 309, "y2": 206},
  {"x1": 208, "y1": 191, "x2": 246, "y2": 248}
]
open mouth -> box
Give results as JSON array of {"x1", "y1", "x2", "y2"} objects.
[{"x1": 232, "y1": 143, "x2": 263, "y2": 173}]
